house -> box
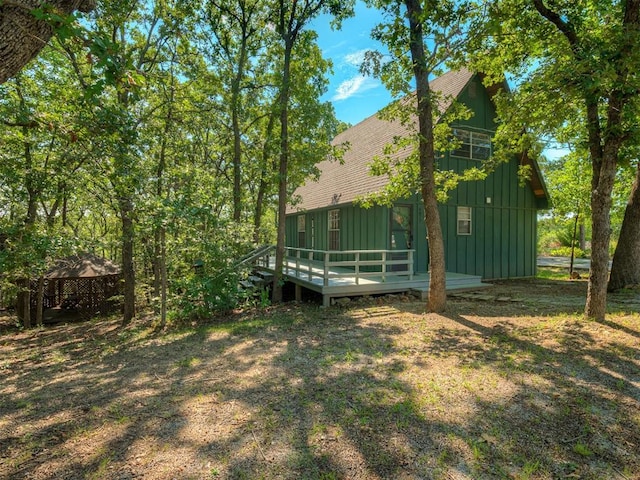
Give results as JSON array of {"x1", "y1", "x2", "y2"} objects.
[{"x1": 284, "y1": 69, "x2": 549, "y2": 283}]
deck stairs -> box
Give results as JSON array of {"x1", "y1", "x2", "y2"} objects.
[
  {"x1": 238, "y1": 270, "x2": 274, "y2": 292},
  {"x1": 236, "y1": 245, "x2": 276, "y2": 294}
]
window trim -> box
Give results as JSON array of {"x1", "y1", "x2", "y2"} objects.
[
  {"x1": 328, "y1": 209, "x2": 340, "y2": 250},
  {"x1": 457, "y1": 206, "x2": 472, "y2": 236}
]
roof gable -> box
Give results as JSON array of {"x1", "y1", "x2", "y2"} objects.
[{"x1": 287, "y1": 69, "x2": 548, "y2": 213}]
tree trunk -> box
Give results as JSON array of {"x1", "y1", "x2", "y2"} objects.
[
  {"x1": 579, "y1": 223, "x2": 586, "y2": 250},
  {"x1": 231, "y1": 30, "x2": 248, "y2": 223},
  {"x1": 405, "y1": 0, "x2": 446, "y2": 312},
  {"x1": 254, "y1": 104, "x2": 277, "y2": 244},
  {"x1": 153, "y1": 229, "x2": 161, "y2": 298},
  {"x1": 160, "y1": 226, "x2": 167, "y2": 328},
  {"x1": 120, "y1": 197, "x2": 136, "y2": 325},
  {"x1": 609, "y1": 162, "x2": 640, "y2": 291},
  {"x1": 21, "y1": 93, "x2": 39, "y2": 225},
  {"x1": 272, "y1": 38, "x2": 293, "y2": 304},
  {"x1": 569, "y1": 210, "x2": 579, "y2": 276},
  {"x1": 254, "y1": 166, "x2": 268, "y2": 244},
  {"x1": 36, "y1": 276, "x2": 45, "y2": 327},
  {"x1": 17, "y1": 279, "x2": 31, "y2": 328},
  {"x1": 0, "y1": 0, "x2": 96, "y2": 84},
  {"x1": 585, "y1": 149, "x2": 617, "y2": 320},
  {"x1": 24, "y1": 141, "x2": 38, "y2": 225}
]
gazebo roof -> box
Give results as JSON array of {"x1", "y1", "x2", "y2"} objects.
[{"x1": 46, "y1": 254, "x2": 121, "y2": 279}]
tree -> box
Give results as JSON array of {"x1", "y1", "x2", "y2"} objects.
[
  {"x1": 204, "y1": 0, "x2": 266, "y2": 223},
  {"x1": 54, "y1": 0, "x2": 184, "y2": 324},
  {"x1": 0, "y1": 0, "x2": 95, "y2": 84},
  {"x1": 543, "y1": 152, "x2": 591, "y2": 275},
  {"x1": 609, "y1": 160, "x2": 640, "y2": 290},
  {"x1": 269, "y1": 0, "x2": 354, "y2": 303},
  {"x1": 361, "y1": 0, "x2": 477, "y2": 312},
  {"x1": 0, "y1": 47, "x2": 87, "y2": 326},
  {"x1": 473, "y1": 0, "x2": 640, "y2": 320}
]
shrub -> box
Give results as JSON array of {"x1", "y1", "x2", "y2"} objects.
[{"x1": 549, "y1": 246, "x2": 587, "y2": 258}]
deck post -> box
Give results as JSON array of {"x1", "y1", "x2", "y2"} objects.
[
  {"x1": 295, "y1": 284, "x2": 302, "y2": 302},
  {"x1": 323, "y1": 252, "x2": 330, "y2": 286},
  {"x1": 355, "y1": 252, "x2": 360, "y2": 285},
  {"x1": 308, "y1": 251, "x2": 313, "y2": 281},
  {"x1": 323, "y1": 294, "x2": 330, "y2": 307},
  {"x1": 408, "y1": 250, "x2": 414, "y2": 280},
  {"x1": 295, "y1": 249, "x2": 300, "y2": 277},
  {"x1": 382, "y1": 251, "x2": 387, "y2": 282},
  {"x1": 284, "y1": 248, "x2": 289, "y2": 275}
]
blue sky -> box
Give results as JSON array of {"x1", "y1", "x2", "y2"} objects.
[{"x1": 311, "y1": 2, "x2": 392, "y2": 126}]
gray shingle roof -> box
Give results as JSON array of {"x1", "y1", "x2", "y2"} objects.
[
  {"x1": 287, "y1": 68, "x2": 475, "y2": 213},
  {"x1": 46, "y1": 254, "x2": 121, "y2": 279}
]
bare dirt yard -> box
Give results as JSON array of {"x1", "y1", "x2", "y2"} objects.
[{"x1": 1, "y1": 276, "x2": 639, "y2": 479}]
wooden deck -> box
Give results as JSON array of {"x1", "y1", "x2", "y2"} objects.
[{"x1": 255, "y1": 247, "x2": 489, "y2": 306}]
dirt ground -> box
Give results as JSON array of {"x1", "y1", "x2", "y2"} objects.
[{"x1": 1, "y1": 277, "x2": 639, "y2": 479}]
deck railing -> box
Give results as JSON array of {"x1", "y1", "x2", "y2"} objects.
[{"x1": 255, "y1": 247, "x2": 414, "y2": 286}]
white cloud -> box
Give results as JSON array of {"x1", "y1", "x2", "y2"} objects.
[
  {"x1": 344, "y1": 49, "x2": 369, "y2": 68},
  {"x1": 332, "y1": 75, "x2": 378, "y2": 101}
]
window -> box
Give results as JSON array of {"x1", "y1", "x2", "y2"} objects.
[
  {"x1": 297, "y1": 215, "x2": 306, "y2": 248},
  {"x1": 328, "y1": 209, "x2": 340, "y2": 250},
  {"x1": 457, "y1": 206, "x2": 472, "y2": 235},
  {"x1": 451, "y1": 129, "x2": 491, "y2": 160}
]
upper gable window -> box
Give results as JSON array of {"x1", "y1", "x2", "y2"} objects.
[{"x1": 451, "y1": 129, "x2": 491, "y2": 161}]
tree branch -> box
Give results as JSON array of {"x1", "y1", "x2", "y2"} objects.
[
  {"x1": 531, "y1": 0, "x2": 579, "y2": 49},
  {"x1": 2, "y1": 119, "x2": 38, "y2": 128}
]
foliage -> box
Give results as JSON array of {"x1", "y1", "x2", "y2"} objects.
[
  {"x1": 469, "y1": 0, "x2": 640, "y2": 320},
  {"x1": 0, "y1": 0, "x2": 352, "y2": 321},
  {"x1": 548, "y1": 246, "x2": 587, "y2": 259}
]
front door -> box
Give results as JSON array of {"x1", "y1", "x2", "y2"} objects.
[{"x1": 390, "y1": 205, "x2": 412, "y2": 272}]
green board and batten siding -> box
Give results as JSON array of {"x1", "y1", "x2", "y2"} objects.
[{"x1": 285, "y1": 71, "x2": 547, "y2": 280}]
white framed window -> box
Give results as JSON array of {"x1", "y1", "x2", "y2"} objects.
[
  {"x1": 328, "y1": 209, "x2": 340, "y2": 250},
  {"x1": 297, "y1": 215, "x2": 306, "y2": 248},
  {"x1": 451, "y1": 128, "x2": 491, "y2": 160},
  {"x1": 457, "y1": 206, "x2": 472, "y2": 235}
]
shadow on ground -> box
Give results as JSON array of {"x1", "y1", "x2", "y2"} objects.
[{"x1": 0, "y1": 279, "x2": 638, "y2": 479}]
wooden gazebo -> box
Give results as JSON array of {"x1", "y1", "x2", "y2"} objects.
[{"x1": 29, "y1": 254, "x2": 122, "y2": 321}]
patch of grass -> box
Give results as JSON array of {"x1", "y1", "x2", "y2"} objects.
[
  {"x1": 86, "y1": 451, "x2": 113, "y2": 480},
  {"x1": 317, "y1": 473, "x2": 339, "y2": 480},
  {"x1": 573, "y1": 441, "x2": 593, "y2": 456},
  {"x1": 469, "y1": 438, "x2": 489, "y2": 463},
  {"x1": 391, "y1": 398, "x2": 420, "y2": 428},
  {"x1": 310, "y1": 422, "x2": 328, "y2": 437},
  {"x1": 343, "y1": 349, "x2": 359, "y2": 363},
  {"x1": 516, "y1": 459, "x2": 542, "y2": 479},
  {"x1": 106, "y1": 402, "x2": 130, "y2": 424},
  {"x1": 176, "y1": 356, "x2": 202, "y2": 368},
  {"x1": 536, "y1": 267, "x2": 573, "y2": 280},
  {"x1": 50, "y1": 349, "x2": 68, "y2": 364}
]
